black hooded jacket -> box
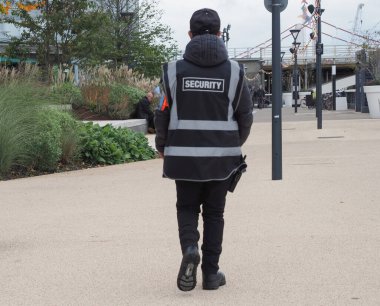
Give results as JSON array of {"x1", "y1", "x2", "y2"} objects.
[{"x1": 155, "y1": 34, "x2": 253, "y2": 181}]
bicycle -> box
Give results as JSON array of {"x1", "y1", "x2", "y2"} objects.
[
  {"x1": 322, "y1": 93, "x2": 333, "y2": 110},
  {"x1": 300, "y1": 97, "x2": 307, "y2": 108}
]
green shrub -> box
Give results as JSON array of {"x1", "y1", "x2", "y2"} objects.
[
  {"x1": 108, "y1": 84, "x2": 145, "y2": 119},
  {"x1": 0, "y1": 80, "x2": 155, "y2": 179},
  {"x1": 56, "y1": 111, "x2": 82, "y2": 164},
  {"x1": 79, "y1": 123, "x2": 155, "y2": 165},
  {"x1": 0, "y1": 84, "x2": 41, "y2": 177},
  {"x1": 124, "y1": 86, "x2": 146, "y2": 105},
  {"x1": 51, "y1": 82, "x2": 83, "y2": 107},
  {"x1": 28, "y1": 109, "x2": 82, "y2": 171},
  {"x1": 29, "y1": 110, "x2": 63, "y2": 171},
  {"x1": 108, "y1": 83, "x2": 130, "y2": 119}
]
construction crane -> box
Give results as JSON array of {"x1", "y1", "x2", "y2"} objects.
[{"x1": 351, "y1": 3, "x2": 364, "y2": 45}]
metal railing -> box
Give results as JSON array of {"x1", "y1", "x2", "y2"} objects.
[{"x1": 229, "y1": 44, "x2": 361, "y2": 66}]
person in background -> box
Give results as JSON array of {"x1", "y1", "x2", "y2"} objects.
[
  {"x1": 135, "y1": 91, "x2": 155, "y2": 133},
  {"x1": 155, "y1": 8, "x2": 253, "y2": 292},
  {"x1": 255, "y1": 85, "x2": 265, "y2": 109}
]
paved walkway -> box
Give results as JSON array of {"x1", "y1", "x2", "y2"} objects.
[{"x1": 1, "y1": 108, "x2": 380, "y2": 305}]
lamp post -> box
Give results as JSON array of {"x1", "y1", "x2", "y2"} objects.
[
  {"x1": 264, "y1": 0, "x2": 288, "y2": 181},
  {"x1": 289, "y1": 29, "x2": 301, "y2": 113},
  {"x1": 307, "y1": 1, "x2": 324, "y2": 128},
  {"x1": 120, "y1": 11, "x2": 135, "y2": 65},
  {"x1": 44, "y1": 0, "x2": 50, "y2": 76},
  {"x1": 316, "y1": 0, "x2": 323, "y2": 130},
  {"x1": 222, "y1": 24, "x2": 231, "y2": 49},
  {"x1": 315, "y1": 1, "x2": 324, "y2": 129}
]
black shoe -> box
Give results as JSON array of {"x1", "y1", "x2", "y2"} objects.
[
  {"x1": 177, "y1": 246, "x2": 200, "y2": 291},
  {"x1": 202, "y1": 271, "x2": 226, "y2": 290}
]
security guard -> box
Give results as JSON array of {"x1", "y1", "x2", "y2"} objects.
[{"x1": 155, "y1": 8, "x2": 253, "y2": 291}]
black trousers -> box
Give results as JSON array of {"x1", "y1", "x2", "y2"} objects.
[
  {"x1": 175, "y1": 179, "x2": 230, "y2": 275},
  {"x1": 258, "y1": 97, "x2": 264, "y2": 109},
  {"x1": 147, "y1": 115, "x2": 155, "y2": 129}
]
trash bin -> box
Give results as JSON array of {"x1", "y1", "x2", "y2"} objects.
[
  {"x1": 336, "y1": 97, "x2": 348, "y2": 110},
  {"x1": 283, "y1": 92, "x2": 292, "y2": 107}
]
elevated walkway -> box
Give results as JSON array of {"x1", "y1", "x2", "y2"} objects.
[{"x1": 230, "y1": 45, "x2": 359, "y2": 66}]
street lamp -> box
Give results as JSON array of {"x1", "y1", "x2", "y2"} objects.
[
  {"x1": 308, "y1": 1, "x2": 325, "y2": 129},
  {"x1": 222, "y1": 24, "x2": 231, "y2": 49},
  {"x1": 264, "y1": 0, "x2": 288, "y2": 181},
  {"x1": 120, "y1": 11, "x2": 135, "y2": 65},
  {"x1": 290, "y1": 29, "x2": 300, "y2": 41},
  {"x1": 289, "y1": 29, "x2": 301, "y2": 113}
]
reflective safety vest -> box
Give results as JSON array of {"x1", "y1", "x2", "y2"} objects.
[{"x1": 161, "y1": 58, "x2": 245, "y2": 181}]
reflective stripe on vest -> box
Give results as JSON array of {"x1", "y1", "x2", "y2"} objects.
[{"x1": 164, "y1": 146, "x2": 242, "y2": 157}]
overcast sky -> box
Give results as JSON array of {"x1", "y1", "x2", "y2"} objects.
[{"x1": 158, "y1": 0, "x2": 380, "y2": 52}]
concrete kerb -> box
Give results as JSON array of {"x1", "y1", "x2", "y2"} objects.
[{"x1": 83, "y1": 118, "x2": 148, "y2": 134}]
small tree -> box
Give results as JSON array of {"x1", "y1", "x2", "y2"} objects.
[
  {"x1": 3, "y1": 0, "x2": 95, "y2": 77},
  {"x1": 360, "y1": 29, "x2": 380, "y2": 84},
  {"x1": 2, "y1": 0, "x2": 178, "y2": 78},
  {"x1": 93, "y1": 0, "x2": 178, "y2": 78}
]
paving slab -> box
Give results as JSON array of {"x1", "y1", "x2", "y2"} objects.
[{"x1": 1, "y1": 108, "x2": 380, "y2": 305}]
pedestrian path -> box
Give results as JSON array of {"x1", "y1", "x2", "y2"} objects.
[
  {"x1": 252, "y1": 106, "x2": 370, "y2": 122},
  {"x1": 1, "y1": 110, "x2": 379, "y2": 305}
]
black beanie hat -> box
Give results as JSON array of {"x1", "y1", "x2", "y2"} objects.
[{"x1": 190, "y1": 8, "x2": 220, "y2": 35}]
